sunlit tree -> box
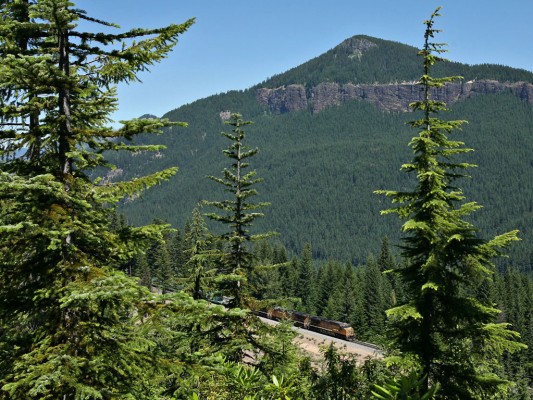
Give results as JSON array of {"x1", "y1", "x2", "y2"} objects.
[
  {"x1": 376, "y1": 7, "x2": 525, "y2": 398},
  {"x1": 205, "y1": 113, "x2": 272, "y2": 308},
  {"x1": 0, "y1": 1, "x2": 193, "y2": 397}
]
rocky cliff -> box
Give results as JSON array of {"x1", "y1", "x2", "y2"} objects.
[{"x1": 256, "y1": 80, "x2": 533, "y2": 113}]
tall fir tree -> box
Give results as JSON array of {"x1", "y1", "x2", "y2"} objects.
[
  {"x1": 313, "y1": 261, "x2": 335, "y2": 316},
  {"x1": 496, "y1": 269, "x2": 533, "y2": 389},
  {"x1": 378, "y1": 237, "x2": 403, "y2": 307},
  {"x1": 272, "y1": 243, "x2": 289, "y2": 265},
  {"x1": 318, "y1": 260, "x2": 343, "y2": 318},
  {"x1": 0, "y1": 1, "x2": 194, "y2": 397},
  {"x1": 168, "y1": 229, "x2": 186, "y2": 276},
  {"x1": 250, "y1": 241, "x2": 284, "y2": 301},
  {"x1": 375, "y1": 8, "x2": 525, "y2": 398},
  {"x1": 281, "y1": 256, "x2": 299, "y2": 301},
  {"x1": 153, "y1": 239, "x2": 174, "y2": 293},
  {"x1": 204, "y1": 113, "x2": 272, "y2": 308},
  {"x1": 362, "y1": 255, "x2": 386, "y2": 340},
  {"x1": 295, "y1": 243, "x2": 316, "y2": 314},
  {"x1": 183, "y1": 207, "x2": 218, "y2": 300}
]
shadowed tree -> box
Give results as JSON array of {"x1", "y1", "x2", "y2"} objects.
[
  {"x1": 362, "y1": 255, "x2": 386, "y2": 339},
  {"x1": 182, "y1": 207, "x2": 219, "y2": 300},
  {"x1": 295, "y1": 243, "x2": 316, "y2": 314}
]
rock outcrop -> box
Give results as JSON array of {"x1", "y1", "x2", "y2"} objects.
[
  {"x1": 255, "y1": 84, "x2": 308, "y2": 114},
  {"x1": 338, "y1": 37, "x2": 378, "y2": 60},
  {"x1": 256, "y1": 80, "x2": 533, "y2": 114}
]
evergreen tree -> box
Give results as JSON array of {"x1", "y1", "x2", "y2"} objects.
[
  {"x1": 338, "y1": 264, "x2": 357, "y2": 322},
  {"x1": 280, "y1": 256, "x2": 299, "y2": 301},
  {"x1": 272, "y1": 243, "x2": 289, "y2": 265},
  {"x1": 378, "y1": 237, "x2": 396, "y2": 273},
  {"x1": 323, "y1": 290, "x2": 344, "y2": 321},
  {"x1": 204, "y1": 113, "x2": 272, "y2": 308},
  {"x1": 168, "y1": 228, "x2": 187, "y2": 277},
  {"x1": 362, "y1": 255, "x2": 386, "y2": 340},
  {"x1": 313, "y1": 261, "x2": 333, "y2": 316},
  {"x1": 254, "y1": 240, "x2": 274, "y2": 264},
  {"x1": 318, "y1": 260, "x2": 343, "y2": 318},
  {"x1": 183, "y1": 207, "x2": 218, "y2": 300},
  {"x1": 241, "y1": 249, "x2": 288, "y2": 305},
  {"x1": 0, "y1": 1, "x2": 193, "y2": 397},
  {"x1": 144, "y1": 219, "x2": 175, "y2": 292},
  {"x1": 134, "y1": 251, "x2": 152, "y2": 289},
  {"x1": 250, "y1": 241, "x2": 276, "y2": 300},
  {"x1": 349, "y1": 267, "x2": 366, "y2": 336},
  {"x1": 377, "y1": 237, "x2": 400, "y2": 307},
  {"x1": 496, "y1": 269, "x2": 533, "y2": 389},
  {"x1": 153, "y1": 239, "x2": 174, "y2": 293},
  {"x1": 295, "y1": 243, "x2": 316, "y2": 313},
  {"x1": 375, "y1": 8, "x2": 525, "y2": 398}
]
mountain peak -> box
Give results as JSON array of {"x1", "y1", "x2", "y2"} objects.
[
  {"x1": 259, "y1": 35, "x2": 533, "y2": 90},
  {"x1": 336, "y1": 36, "x2": 378, "y2": 59}
]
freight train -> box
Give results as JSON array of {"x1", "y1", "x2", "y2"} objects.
[
  {"x1": 257, "y1": 307, "x2": 355, "y2": 340},
  {"x1": 207, "y1": 295, "x2": 356, "y2": 341}
]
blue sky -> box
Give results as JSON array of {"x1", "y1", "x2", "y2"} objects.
[{"x1": 74, "y1": 1, "x2": 533, "y2": 124}]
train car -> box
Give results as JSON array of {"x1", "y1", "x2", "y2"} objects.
[
  {"x1": 308, "y1": 315, "x2": 355, "y2": 340},
  {"x1": 268, "y1": 306, "x2": 291, "y2": 321},
  {"x1": 264, "y1": 307, "x2": 355, "y2": 340},
  {"x1": 287, "y1": 310, "x2": 310, "y2": 328}
]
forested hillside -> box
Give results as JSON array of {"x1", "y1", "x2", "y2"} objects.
[{"x1": 114, "y1": 36, "x2": 533, "y2": 269}]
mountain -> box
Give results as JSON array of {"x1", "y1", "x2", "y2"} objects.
[
  {"x1": 111, "y1": 35, "x2": 533, "y2": 269},
  {"x1": 257, "y1": 36, "x2": 533, "y2": 88}
]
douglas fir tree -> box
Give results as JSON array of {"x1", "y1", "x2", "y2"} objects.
[
  {"x1": 0, "y1": 1, "x2": 193, "y2": 398},
  {"x1": 204, "y1": 113, "x2": 273, "y2": 308},
  {"x1": 376, "y1": 7, "x2": 526, "y2": 399}
]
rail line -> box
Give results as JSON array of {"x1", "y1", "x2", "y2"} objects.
[{"x1": 258, "y1": 316, "x2": 383, "y2": 359}]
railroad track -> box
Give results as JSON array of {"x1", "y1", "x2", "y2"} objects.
[{"x1": 258, "y1": 316, "x2": 383, "y2": 360}]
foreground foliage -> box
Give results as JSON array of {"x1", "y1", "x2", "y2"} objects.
[
  {"x1": 0, "y1": 4, "x2": 315, "y2": 398},
  {"x1": 0, "y1": 0, "x2": 192, "y2": 398}
]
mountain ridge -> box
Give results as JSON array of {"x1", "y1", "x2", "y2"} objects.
[
  {"x1": 115, "y1": 35, "x2": 533, "y2": 269},
  {"x1": 256, "y1": 79, "x2": 533, "y2": 114}
]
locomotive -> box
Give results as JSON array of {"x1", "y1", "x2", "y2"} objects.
[{"x1": 258, "y1": 307, "x2": 355, "y2": 340}]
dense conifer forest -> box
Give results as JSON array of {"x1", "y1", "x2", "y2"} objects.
[
  {"x1": 114, "y1": 38, "x2": 533, "y2": 271},
  {"x1": 1, "y1": 2, "x2": 532, "y2": 399}
]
